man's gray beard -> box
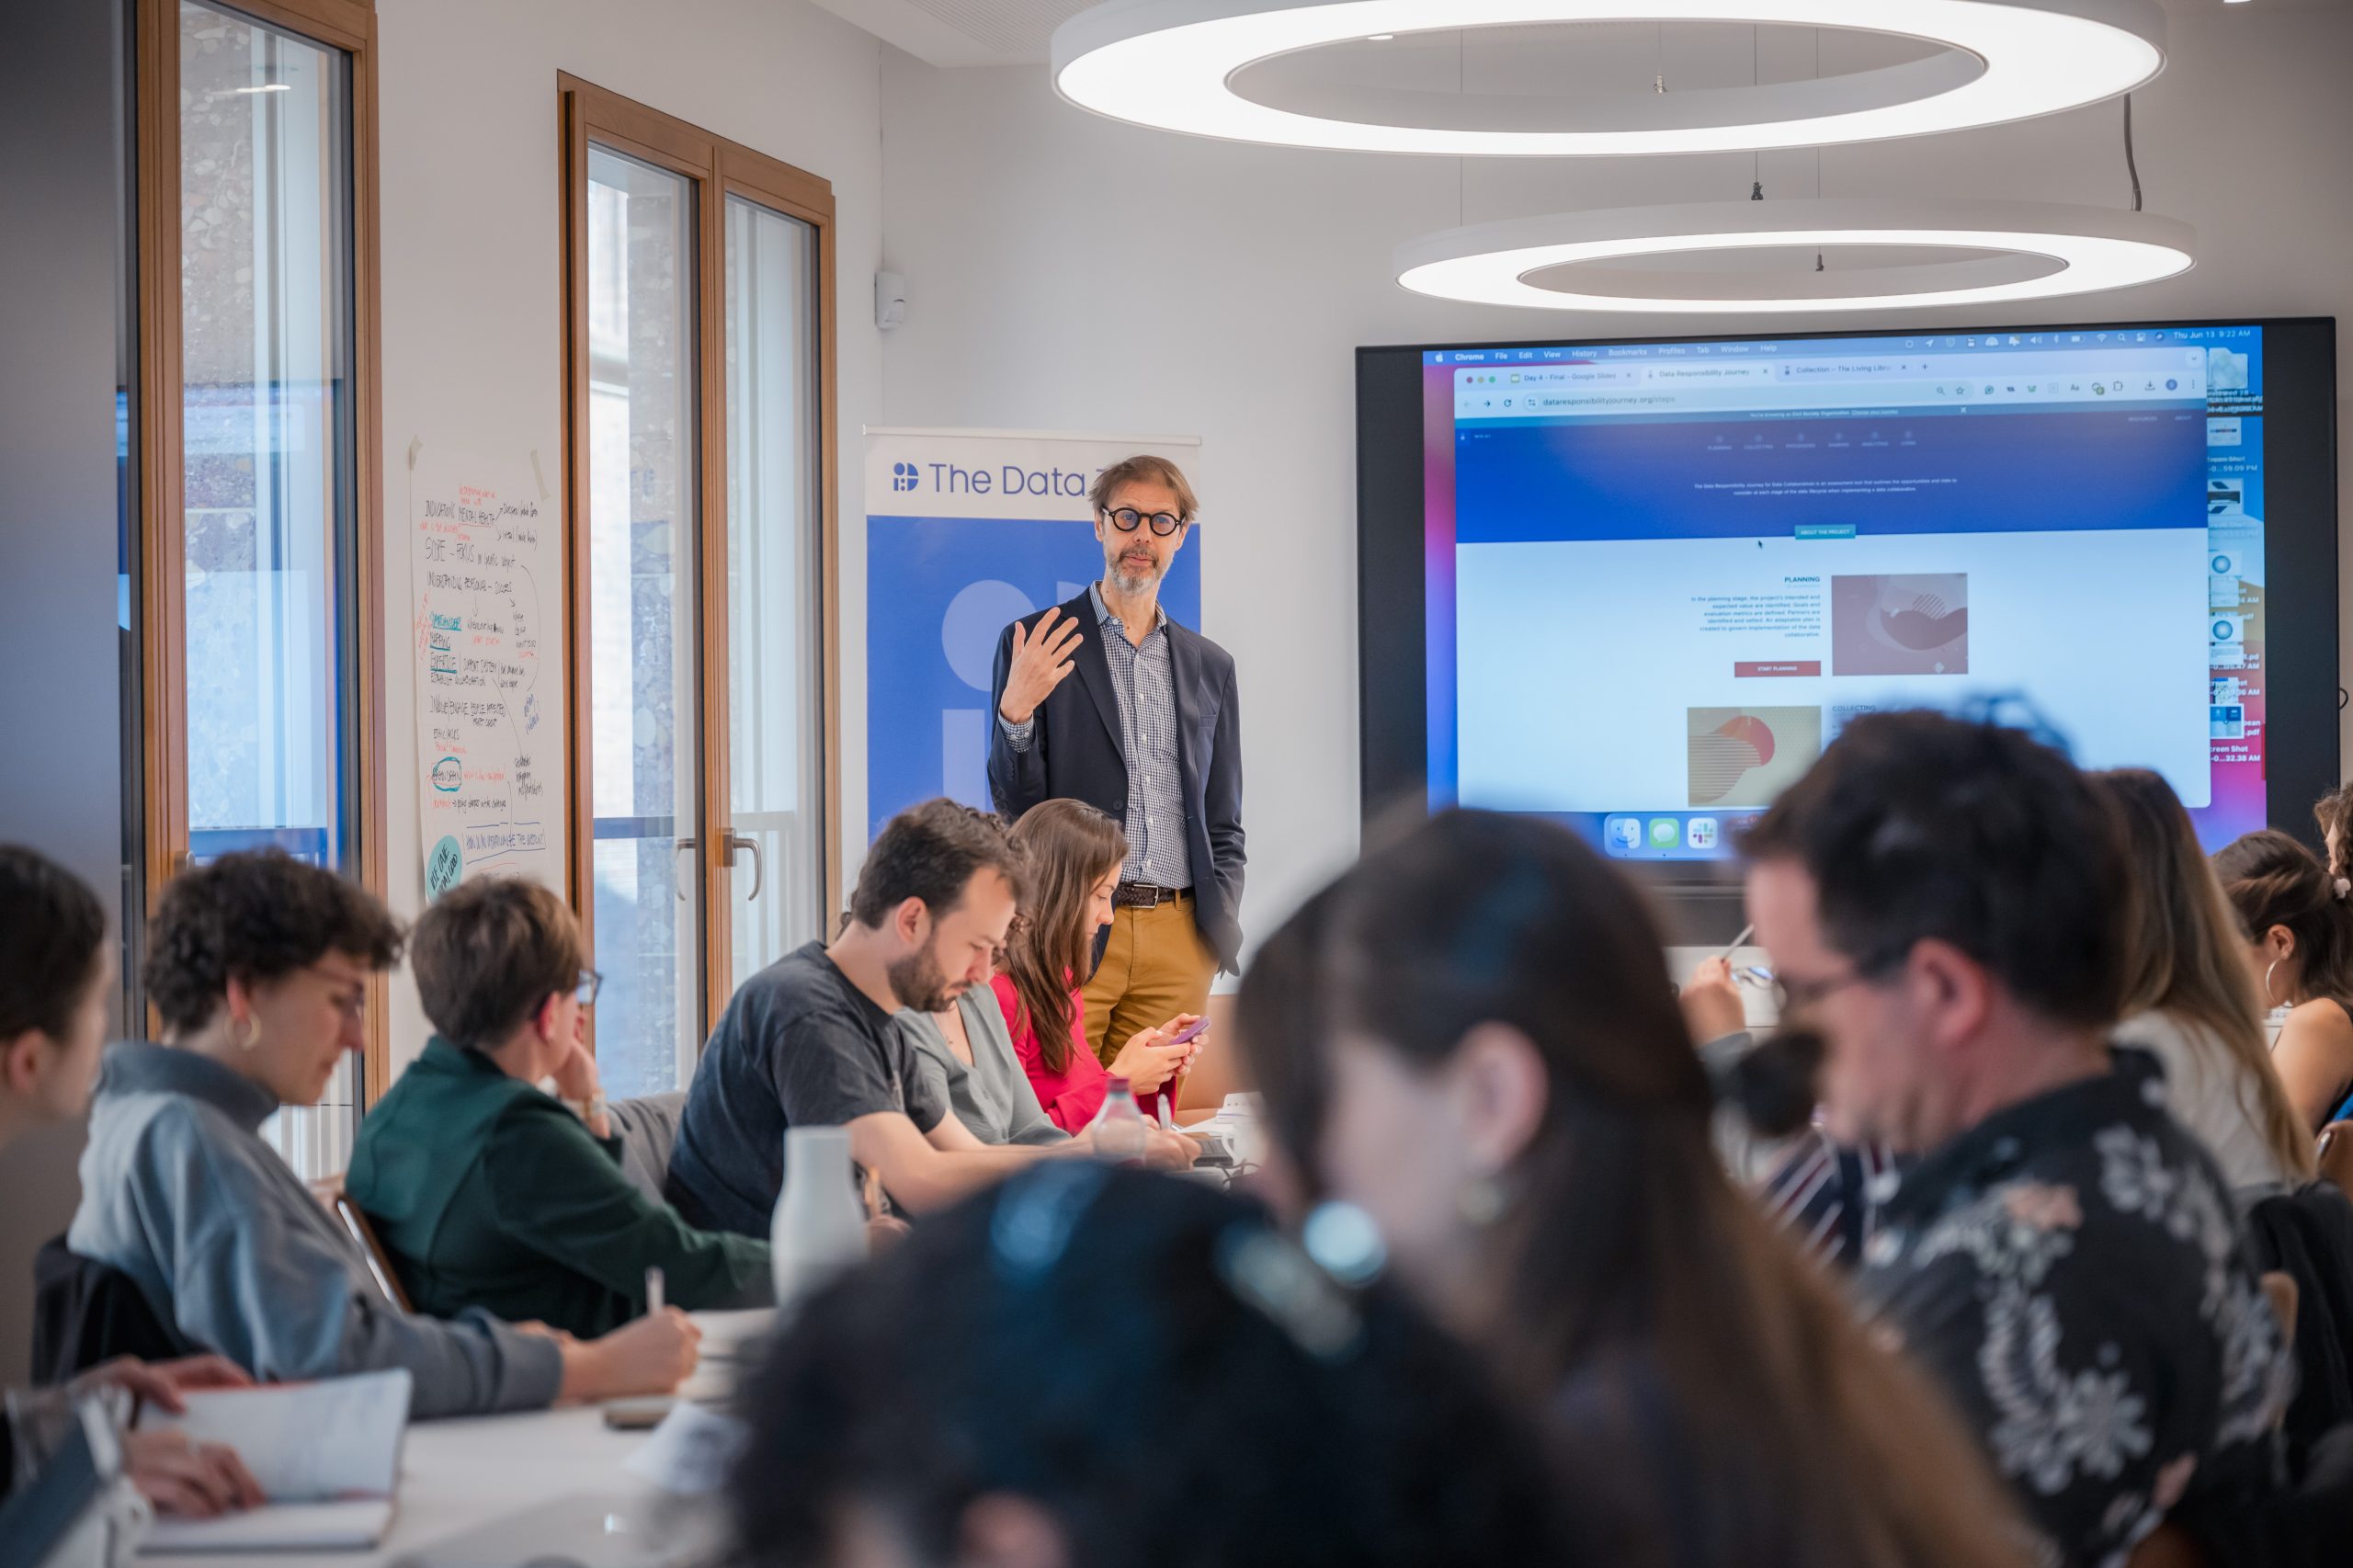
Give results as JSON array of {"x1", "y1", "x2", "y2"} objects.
[
  {"x1": 886, "y1": 947, "x2": 961, "y2": 1014},
  {"x1": 1108, "y1": 558, "x2": 1164, "y2": 597}
]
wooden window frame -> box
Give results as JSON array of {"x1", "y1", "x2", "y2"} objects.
[
  {"x1": 557, "y1": 74, "x2": 844, "y2": 1048},
  {"x1": 133, "y1": 0, "x2": 391, "y2": 1096}
]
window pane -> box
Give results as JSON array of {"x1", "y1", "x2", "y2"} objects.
[
  {"x1": 724, "y1": 197, "x2": 824, "y2": 983},
  {"x1": 177, "y1": 1, "x2": 357, "y2": 1175},
  {"x1": 586, "y1": 146, "x2": 701, "y2": 1098}
]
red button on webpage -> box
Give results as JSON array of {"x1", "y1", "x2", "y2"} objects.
[{"x1": 1733, "y1": 661, "x2": 1822, "y2": 677}]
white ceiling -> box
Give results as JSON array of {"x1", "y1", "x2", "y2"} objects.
[{"x1": 813, "y1": 0, "x2": 2352, "y2": 71}]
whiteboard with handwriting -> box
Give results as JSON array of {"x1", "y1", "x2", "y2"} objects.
[{"x1": 408, "y1": 449, "x2": 560, "y2": 900}]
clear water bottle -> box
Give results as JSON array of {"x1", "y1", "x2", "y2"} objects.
[
  {"x1": 1090, "y1": 1077, "x2": 1150, "y2": 1166},
  {"x1": 771, "y1": 1125, "x2": 867, "y2": 1312}
]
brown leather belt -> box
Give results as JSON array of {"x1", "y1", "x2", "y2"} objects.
[{"x1": 1113, "y1": 881, "x2": 1192, "y2": 910}]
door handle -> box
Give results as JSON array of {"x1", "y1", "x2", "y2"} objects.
[
  {"x1": 726, "y1": 834, "x2": 763, "y2": 903},
  {"x1": 674, "y1": 836, "x2": 696, "y2": 901}
]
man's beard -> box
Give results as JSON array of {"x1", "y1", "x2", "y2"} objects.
[
  {"x1": 1107, "y1": 548, "x2": 1164, "y2": 597},
  {"x1": 887, "y1": 946, "x2": 965, "y2": 1014}
]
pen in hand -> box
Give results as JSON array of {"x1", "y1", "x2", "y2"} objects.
[{"x1": 645, "y1": 1266, "x2": 665, "y2": 1315}]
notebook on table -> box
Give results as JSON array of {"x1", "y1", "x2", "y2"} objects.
[{"x1": 134, "y1": 1369, "x2": 412, "y2": 1555}]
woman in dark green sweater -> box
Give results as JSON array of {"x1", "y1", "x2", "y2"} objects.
[{"x1": 349, "y1": 879, "x2": 769, "y2": 1337}]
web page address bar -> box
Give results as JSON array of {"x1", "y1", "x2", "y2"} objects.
[{"x1": 1506, "y1": 381, "x2": 1949, "y2": 415}]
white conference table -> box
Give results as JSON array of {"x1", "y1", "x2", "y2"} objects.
[
  {"x1": 139, "y1": 1311, "x2": 776, "y2": 1565},
  {"x1": 152, "y1": 1406, "x2": 688, "y2": 1568}
]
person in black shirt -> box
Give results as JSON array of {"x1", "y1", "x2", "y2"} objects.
[
  {"x1": 1744, "y1": 711, "x2": 2290, "y2": 1567},
  {"x1": 667, "y1": 801, "x2": 1192, "y2": 1237}
]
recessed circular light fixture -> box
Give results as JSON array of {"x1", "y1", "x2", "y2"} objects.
[
  {"x1": 1394, "y1": 199, "x2": 2194, "y2": 312},
  {"x1": 1051, "y1": 1, "x2": 2165, "y2": 157}
]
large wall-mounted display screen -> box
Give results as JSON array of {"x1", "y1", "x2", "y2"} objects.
[{"x1": 1358, "y1": 318, "x2": 2338, "y2": 934}]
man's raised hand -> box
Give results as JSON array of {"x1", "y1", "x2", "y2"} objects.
[{"x1": 998, "y1": 608, "x2": 1084, "y2": 726}]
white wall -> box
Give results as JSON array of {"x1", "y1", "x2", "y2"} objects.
[
  {"x1": 377, "y1": 0, "x2": 884, "y2": 1068},
  {"x1": 873, "y1": 11, "x2": 2353, "y2": 948}
]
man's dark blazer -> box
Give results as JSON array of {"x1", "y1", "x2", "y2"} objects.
[{"x1": 987, "y1": 591, "x2": 1244, "y2": 971}]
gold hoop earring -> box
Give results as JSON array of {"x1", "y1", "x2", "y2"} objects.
[
  {"x1": 2263, "y1": 959, "x2": 2285, "y2": 1010},
  {"x1": 236, "y1": 1015, "x2": 261, "y2": 1052}
]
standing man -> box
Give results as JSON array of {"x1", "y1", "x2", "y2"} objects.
[{"x1": 988, "y1": 454, "x2": 1243, "y2": 1073}]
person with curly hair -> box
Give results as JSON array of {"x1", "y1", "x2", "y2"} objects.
[{"x1": 67, "y1": 850, "x2": 699, "y2": 1418}]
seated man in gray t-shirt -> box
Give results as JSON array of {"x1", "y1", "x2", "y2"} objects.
[
  {"x1": 667, "y1": 800, "x2": 1190, "y2": 1237},
  {"x1": 898, "y1": 990, "x2": 1068, "y2": 1150}
]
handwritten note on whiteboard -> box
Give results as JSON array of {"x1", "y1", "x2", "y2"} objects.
[{"x1": 409, "y1": 450, "x2": 561, "y2": 898}]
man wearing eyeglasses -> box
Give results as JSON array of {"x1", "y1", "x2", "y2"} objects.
[
  {"x1": 1742, "y1": 711, "x2": 2290, "y2": 1568},
  {"x1": 348, "y1": 876, "x2": 767, "y2": 1340},
  {"x1": 988, "y1": 454, "x2": 1244, "y2": 1081}
]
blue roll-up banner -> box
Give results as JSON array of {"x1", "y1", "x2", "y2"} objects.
[{"x1": 865, "y1": 427, "x2": 1204, "y2": 842}]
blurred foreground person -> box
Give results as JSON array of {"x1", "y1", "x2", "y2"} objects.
[
  {"x1": 1237, "y1": 808, "x2": 2029, "y2": 1568},
  {"x1": 728, "y1": 1165, "x2": 1565, "y2": 1568}
]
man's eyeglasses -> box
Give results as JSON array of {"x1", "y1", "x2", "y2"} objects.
[
  {"x1": 1105, "y1": 506, "x2": 1185, "y2": 538},
  {"x1": 575, "y1": 969, "x2": 603, "y2": 1006}
]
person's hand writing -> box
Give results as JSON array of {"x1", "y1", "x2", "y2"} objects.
[
  {"x1": 122, "y1": 1429, "x2": 265, "y2": 1518},
  {"x1": 559, "y1": 1308, "x2": 701, "y2": 1403},
  {"x1": 1678, "y1": 957, "x2": 1748, "y2": 1046},
  {"x1": 997, "y1": 608, "x2": 1083, "y2": 727},
  {"x1": 1108, "y1": 1017, "x2": 1199, "y2": 1096}
]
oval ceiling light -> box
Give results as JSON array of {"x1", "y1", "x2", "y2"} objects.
[
  {"x1": 1051, "y1": 1, "x2": 2165, "y2": 157},
  {"x1": 1393, "y1": 199, "x2": 2194, "y2": 312}
]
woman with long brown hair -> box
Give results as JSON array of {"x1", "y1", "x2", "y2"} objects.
[
  {"x1": 994, "y1": 800, "x2": 1199, "y2": 1132},
  {"x1": 1236, "y1": 809, "x2": 2027, "y2": 1568},
  {"x1": 2215, "y1": 828, "x2": 2353, "y2": 1131},
  {"x1": 2094, "y1": 770, "x2": 2313, "y2": 1193}
]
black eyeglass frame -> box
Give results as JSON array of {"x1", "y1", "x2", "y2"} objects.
[{"x1": 1102, "y1": 506, "x2": 1188, "y2": 538}]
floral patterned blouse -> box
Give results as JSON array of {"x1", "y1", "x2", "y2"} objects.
[{"x1": 1855, "y1": 1049, "x2": 2290, "y2": 1568}]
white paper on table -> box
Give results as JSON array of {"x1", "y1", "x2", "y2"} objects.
[
  {"x1": 140, "y1": 1369, "x2": 413, "y2": 1501},
  {"x1": 140, "y1": 1499, "x2": 396, "y2": 1554}
]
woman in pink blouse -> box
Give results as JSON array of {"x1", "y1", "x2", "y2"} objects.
[{"x1": 994, "y1": 801, "x2": 1199, "y2": 1132}]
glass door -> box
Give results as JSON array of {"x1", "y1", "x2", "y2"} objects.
[
  {"x1": 583, "y1": 145, "x2": 702, "y2": 1100},
  {"x1": 722, "y1": 195, "x2": 826, "y2": 990},
  {"x1": 564, "y1": 78, "x2": 838, "y2": 1091}
]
